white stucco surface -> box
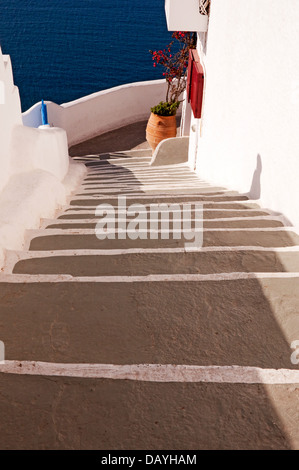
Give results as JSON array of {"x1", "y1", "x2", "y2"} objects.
[
  {"x1": 190, "y1": 0, "x2": 299, "y2": 227},
  {"x1": 0, "y1": 48, "x2": 86, "y2": 268},
  {"x1": 0, "y1": 159, "x2": 85, "y2": 265},
  {"x1": 22, "y1": 80, "x2": 169, "y2": 147},
  {"x1": 10, "y1": 125, "x2": 69, "y2": 181},
  {"x1": 0, "y1": 50, "x2": 22, "y2": 194},
  {"x1": 165, "y1": 0, "x2": 209, "y2": 32}
]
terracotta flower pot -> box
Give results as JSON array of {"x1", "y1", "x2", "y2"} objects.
[{"x1": 146, "y1": 112, "x2": 177, "y2": 154}]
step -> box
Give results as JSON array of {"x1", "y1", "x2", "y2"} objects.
[
  {"x1": 85, "y1": 166, "x2": 197, "y2": 174},
  {"x1": 73, "y1": 149, "x2": 152, "y2": 159},
  {"x1": 108, "y1": 149, "x2": 152, "y2": 158},
  {"x1": 80, "y1": 185, "x2": 214, "y2": 192},
  {"x1": 0, "y1": 277, "x2": 298, "y2": 369},
  {"x1": 44, "y1": 219, "x2": 283, "y2": 230},
  {"x1": 12, "y1": 249, "x2": 299, "y2": 276},
  {"x1": 84, "y1": 155, "x2": 152, "y2": 162},
  {"x1": 75, "y1": 189, "x2": 230, "y2": 196},
  {"x1": 86, "y1": 150, "x2": 152, "y2": 159},
  {"x1": 68, "y1": 202, "x2": 262, "y2": 211},
  {"x1": 82, "y1": 179, "x2": 205, "y2": 186},
  {"x1": 78, "y1": 185, "x2": 212, "y2": 190},
  {"x1": 79, "y1": 182, "x2": 216, "y2": 188},
  {"x1": 85, "y1": 176, "x2": 205, "y2": 183},
  {"x1": 75, "y1": 156, "x2": 152, "y2": 165},
  {"x1": 86, "y1": 169, "x2": 202, "y2": 176},
  {"x1": 0, "y1": 371, "x2": 295, "y2": 449},
  {"x1": 85, "y1": 169, "x2": 206, "y2": 177},
  {"x1": 59, "y1": 209, "x2": 272, "y2": 219},
  {"x1": 97, "y1": 151, "x2": 152, "y2": 159},
  {"x1": 83, "y1": 169, "x2": 204, "y2": 177},
  {"x1": 82, "y1": 180, "x2": 210, "y2": 187},
  {"x1": 84, "y1": 160, "x2": 153, "y2": 168},
  {"x1": 77, "y1": 188, "x2": 239, "y2": 195},
  {"x1": 27, "y1": 228, "x2": 299, "y2": 251},
  {"x1": 69, "y1": 196, "x2": 251, "y2": 206}
]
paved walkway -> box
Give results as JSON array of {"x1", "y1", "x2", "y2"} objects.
[{"x1": 0, "y1": 128, "x2": 298, "y2": 449}]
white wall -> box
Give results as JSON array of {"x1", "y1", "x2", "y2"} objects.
[
  {"x1": 10, "y1": 125, "x2": 69, "y2": 181},
  {"x1": 0, "y1": 50, "x2": 22, "y2": 193},
  {"x1": 191, "y1": 0, "x2": 299, "y2": 227},
  {"x1": 23, "y1": 80, "x2": 170, "y2": 147},
  {"x1": 0, "y1": 48, "x2": 84, "y2": 267},
  {"x1": 0, "y1": 47, "x2": 70, "y2": 187}
]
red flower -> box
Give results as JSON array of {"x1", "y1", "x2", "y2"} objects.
[{"x1": 149, "y1": 31, "x2": 196, "y2": 103}]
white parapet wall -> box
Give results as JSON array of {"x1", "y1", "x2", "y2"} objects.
[
  {"x1": 189, "y1": 0, "x2": 299, "y2": 228},
  {"x1": 0, "y1": 47, "x2": 85, "y2": 268},
  {"x1": 22, "y1": 80, "x2": 169, "y2": 147},
  {"x1": 9, "y1": 125, "x2": 69, "y2": 181},
  {"x1": 0, "y1": 51, "x2": 22, "y2": 193},
  {"x1": 0, "y1": 48, "x2": 73, "y2": 192}
]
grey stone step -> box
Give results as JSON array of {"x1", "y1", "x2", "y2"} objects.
[
  {"x1": 76, "y1": 191, "x2": 232, "y2": 197},
  {"x1": 70, "y1": 200, "x2": 258, "y2": 210},
  {"x1": 86, "y1": 165, "x2": 189, "y2": 171},
  {"x1": 78, "y1": 189, "x2": 231, "y2": 196},
  {"x1": 76, "y1": 190, "x2": 244, "y2": 196},
  {"x1": 69, "y1": 120, "x2": 153, "y2": 157},
  {"x1": 82, "y1": 173, "x2": 201, "y2": 180},
  {"x1": 109, "y1": 149, "x2": 152, "y2": 157},
  {"x1": 59, "y1": 210, "x2": 271, "y2": 220},
  {"x1": 28, "y1": 230, "x2": 299, "y2": 251},
  {"x1": 84, "y1": 171, "x2": 207, "y2": 178},
  {"x1": 45, "y1": 219, "x2": 283, "y2": 230},
  {"x1": 84, "y1": 171, "x2": 204, "y2": 178},
  {"x1": 84, "y1": 160, "x2": 153, "y2": 168},
  {"x1": 74, "y1": 154, "x2": 152, "y2": 163},
  {"x1": 0, "y1": 278, "x2": 298, "y2": 369},
  {"x1": 84, "y1": 159, "x2": 152, "y2": 167},
  {"x1": 0, "y1": 372, "x2": 294, "y2": 449},
  {"x1": 13, "y1": 250, "x2": 299, "y2": 276},
  {"x1": 96, "y1": 150, "x2": 152, "y2": 158},
  {"x1": 81, "y1": 178, "x2": 202, "y2": 183}
]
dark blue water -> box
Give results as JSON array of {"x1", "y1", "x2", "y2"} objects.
[{"x1": 0, "y1": 0, "x2": 172, "y2": 111}]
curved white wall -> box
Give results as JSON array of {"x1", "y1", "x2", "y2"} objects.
[
  {"x1": 191, "y1": 0, "x2": 299, "y2": 227},
  {"x1": 0, "y1": 50, "x2": 22, "y2": 193},
  {"x1": 10, "y1": 125, "x2": 69, "y2": 181},
  {"x1": 0, "y1": 47, "x2": 70, "y2": 188},
  {"x1": 23, "y1": 80, "x2": 169, "y2": 147},
  {"x1": 0, "y1": 48, "x2": 83, "y2": 267}
]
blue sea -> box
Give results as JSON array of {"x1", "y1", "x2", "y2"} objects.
[{"x1": 0, "y1": 0, "x2": 173, "y2": 111}]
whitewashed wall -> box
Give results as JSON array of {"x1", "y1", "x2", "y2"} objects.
[
  {"x1": 0, "y1": 47, "x2": 69, "y2": 189},
  {"x1": 22, "y1": 80, "x2": 169, "y2": 147},
  {"x1": 0, "y1": 48, "x2": 82, "y2": 267},
  {"x1": 191, "y1": 0, "x2": 299, "y2": 227},
  {"x1": 0, "y1": 50, "x2": 22, "y2": 193}
]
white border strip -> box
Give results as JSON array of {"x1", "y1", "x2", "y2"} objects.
[
  {"x1": 43, "y1": 216, "x2": 284, "y2": 225},
  {"x1": 84, "y1": 186, "x2": 209, "y2": 190},
  {"x1": 26, "y1": 227, "x2": 297, "y2": 236},
  {"x1": 1, "y1": 272, "x2": 299, "y2": 283},
  {"x1": 71, "y1": 194, "x2": 250, "y2": 201},
  {"x1": 0, "y1": 362, "x2": 298, "y2": 384},
  {"x1": 63, "y1": 207, "x2": 270, "y2": 213},
  {"x1": 9, "y1": 245, "x2": 299, "y2": 259}
]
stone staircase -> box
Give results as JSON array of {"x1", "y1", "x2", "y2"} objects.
[{"x1": 0, "y1": 147, "x2": 299, "y2": 450}]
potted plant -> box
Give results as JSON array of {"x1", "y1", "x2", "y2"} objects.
[{"x1": 146, "y1": 31, "x2": 196, "y2": 153}]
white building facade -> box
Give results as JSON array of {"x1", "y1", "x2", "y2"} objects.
[{"x1": 166, "y1": 0, "x2": 299, "y2": 227}]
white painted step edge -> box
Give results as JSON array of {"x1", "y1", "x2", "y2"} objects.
[
  {"x1": 0, "y1": 362, "x2": 298, "y2": 384},
  {"x1": 1, "y1": 272, "x2": 299, "y2": 283}
]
